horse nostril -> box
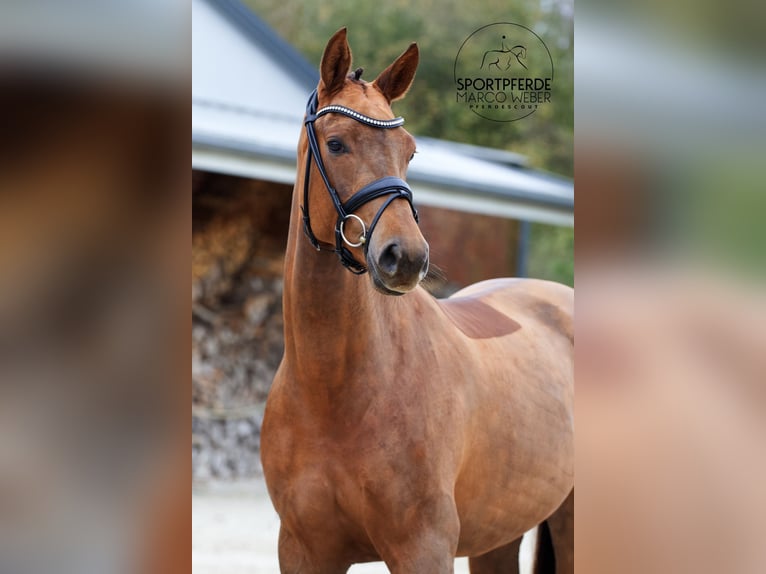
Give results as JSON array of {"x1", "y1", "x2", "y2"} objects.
[{"x1": 378, "y1": 243, "x2": 402, "y2": 275}]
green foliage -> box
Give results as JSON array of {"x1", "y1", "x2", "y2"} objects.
[
  {"x1": 527, "y1": 223, "x2": 574, "y2": 286},
  {"x1": 245, "y1": 0, "x2": 573, "y2": 284}
]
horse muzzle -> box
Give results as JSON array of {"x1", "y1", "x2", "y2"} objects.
[{"x1": 368, "y1": 238, "x2": 429, "y2": 295}]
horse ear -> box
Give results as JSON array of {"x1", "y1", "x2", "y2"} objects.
[
  {"x1": 373, "y1": 43, "x2": 419, "y2": 103},
  {"x1": 320, "y1": 28, "x2": 352, "y2": 97}
]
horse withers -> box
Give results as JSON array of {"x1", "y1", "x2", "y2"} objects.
[{"x1": 261, "y1": 28, "x2": 574, "y2": 574}]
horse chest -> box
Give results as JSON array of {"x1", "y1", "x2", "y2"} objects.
[{"x1": 265, "y1": 392, "x2": 456, "y2": 523}]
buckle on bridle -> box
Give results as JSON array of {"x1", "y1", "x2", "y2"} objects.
[{"x1": 339, "y1": 214, "x2": 367, "y2": 248}]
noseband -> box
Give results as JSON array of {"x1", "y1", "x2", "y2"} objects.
[{"x1": 302, "y1": 89, "x2": 419, "y2": 275}]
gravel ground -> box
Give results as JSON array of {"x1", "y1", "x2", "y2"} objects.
[{"x1": 193, "y1": 478, "x2": 534, "y2": 574}]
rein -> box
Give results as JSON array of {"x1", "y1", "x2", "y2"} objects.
[{"x1": 301, "y1": 89, "x2": 419, "y2": 274}]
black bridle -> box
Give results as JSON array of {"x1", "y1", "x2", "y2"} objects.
[{"x1": 301, "y1": 89, "x2": 419, "y2": 275}]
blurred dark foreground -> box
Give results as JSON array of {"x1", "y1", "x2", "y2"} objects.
[{"x1": 0, "y1": 2, "x2": 189, "y2": 573}]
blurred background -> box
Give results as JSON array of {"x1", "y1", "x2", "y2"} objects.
[
  {"x1": 0, "y1": 1, "x2": 189, "y2": 573},
  {"x1": 576, "y1": 0, "x2": 766, "y2": 571}
]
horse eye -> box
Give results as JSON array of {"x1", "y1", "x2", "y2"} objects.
[{"x1": 327, "y1": 139, "x2": 345, "y2": 154}]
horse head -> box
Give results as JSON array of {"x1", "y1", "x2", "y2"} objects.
[{"x1": 303, "y1": 28, "x2": 429, "y2": 295}]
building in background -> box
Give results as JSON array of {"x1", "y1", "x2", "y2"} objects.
[{"x1": 192, "y1": 0, "x2": 573, "y2": 480}]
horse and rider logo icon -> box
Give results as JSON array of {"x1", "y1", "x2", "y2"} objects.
[
  {"x1": 480, "y1": 35, "x2": 527, "y2": 72},
  {"x1": 454, "y1": 22, "x2": 554, "y2": 122}
]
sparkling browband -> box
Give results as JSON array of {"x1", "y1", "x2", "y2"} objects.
[{"x1": 313, "y1": 104, "x2": 405, "y2": 129}]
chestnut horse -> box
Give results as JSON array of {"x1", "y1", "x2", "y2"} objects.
[{"x1": 261, "y1": 28, "x2": 573, "y2": 574}]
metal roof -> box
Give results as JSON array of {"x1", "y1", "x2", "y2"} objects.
[{"x1": 192, "y1": 0, "x2": 573, "y2": 226}]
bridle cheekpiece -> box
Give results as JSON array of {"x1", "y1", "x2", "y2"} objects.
[{"x1": 301, "y1": 89, "x2": 418, "y2": 275}]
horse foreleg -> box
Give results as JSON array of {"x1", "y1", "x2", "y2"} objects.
[
  {"x1": 277, "y1": 526, "x2": 306, "y2": 573},
  {"x1": 277, "y1": 525, "x2": 349, "y2": 574},
  {"x1": 543, "y1": 490, "x2": 574, "y2": 574},
  {"x1": 468, "y1": 537, "x2": 522, "y2": 573},
  {"x1": 368, "y1": 496, "x2": 460, "y2": 574},
  {"x1": 379, "y1": 533, "x2": 457, "y2": 574}
]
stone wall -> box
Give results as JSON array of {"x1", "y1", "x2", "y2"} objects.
[{"x1": 192, "y1": 171, "x2": 290, "y2": 481}]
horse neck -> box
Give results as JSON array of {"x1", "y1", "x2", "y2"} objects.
[{"x1": 281, "y1": 150, "x2": 406, "y2": 400}]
